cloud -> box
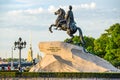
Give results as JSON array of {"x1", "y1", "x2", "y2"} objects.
[
  {"x1": 24, "y1": 8, "x2": 43, "y2": 14},
  {"x1": 48, "y1": 2, "x2": 96, "y2": 12},
  {"x1": 48, "y1": 5, "x2": 57, "y2": 13},
  {"x1": 62, "y1": 2, "x2": 96, "y2": 10},
  {"x1": 8, "y1": 7, "x2": 44, "y2": 15},
  {"x1": 70, "y1": 2, "x2": 96, "y2": 10},
  {"x1": 15, "y1": 0, "x2": 31, "y2": 3},
  {"x1": 90, "y1": 2, "x2": 96, "y2": 9},
  {"x1": 81, "y1": 2, "x2": 96, "y2": 9},
  {"x1": 8, "y1": 2, "x2": 96, "y2": 15}
]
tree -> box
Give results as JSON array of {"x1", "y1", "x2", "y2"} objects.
[
  {"x1": 94, "y1": 33, "x2": 109, "y2": 58},
  {"x1": 84, "y1": 36, "x2": 95, "y2": 53},
  {"x1": 104, "y1": 23, "x2": 120, "y2": 67},
  {"x1": 64, "y1": 36, "x2": 80, "y2": 45}
]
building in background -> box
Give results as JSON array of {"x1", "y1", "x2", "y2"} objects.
[
  {"x1": 27, "y1": 32, "x2": 33, "y2": 62},
  {"x1": 27, "y1": 44, "x2": 33, "y2": 62}
]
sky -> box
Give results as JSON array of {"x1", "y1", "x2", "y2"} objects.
[{"x1": 0, "y1": 0, "x2": 120, "y2": 59}]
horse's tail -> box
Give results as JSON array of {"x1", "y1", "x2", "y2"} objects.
[
  {"x1": 76, "y1": 27, "x2": 85, "y2": 45},
  {"x1": 77, "y1": 27, "x2": 88, "y2": 53}
]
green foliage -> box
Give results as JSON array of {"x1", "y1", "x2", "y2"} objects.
[
  {"x1": 0, "y1": 72, "x2": 120, "y2": 78},
  {"x1": 84, "y1": 36, "x2": 95, "y2": 53},
  {"x1": 104, "y1": 23, "x2": 120, "y2": 67},
  {"x1": 0, "y1": 72, "x2": 16, "y2": 77},
  {"x1": 64, "y1": 35, "x2": 95, "y2": 53},
  {"x1": 5, "y1": 58, "x2": 26, "y2": 62},
  {"x1": 72, "y1": 36, "x2": 81, "y2": 45},
  {"x1": 64, "y1": 36, "x2": 81, "y2": 45},
  {"x1": 94, "y1": 33, "x2": 109, "y2": 58},
  {"x1": 0, "y1": 70, "x2": 18, "y2": 72},
  {"x1": 93, "y1": 23, "x2": 120, "y2": 67}
]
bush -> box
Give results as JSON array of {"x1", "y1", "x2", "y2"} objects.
[
  {"x1": 0, "y1": 72, "x2": 120, "y2": 78},
  {"x1": 0, "y1": 72, "x2": 16, "y2": 77}
]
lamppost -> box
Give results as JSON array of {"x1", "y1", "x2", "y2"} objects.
[
  {"x1": 14, "y1": 37, "x2": 26, "y2": 69},
  {"x1": 11, "y1": 46, "x2": 14, "y2": 70}
]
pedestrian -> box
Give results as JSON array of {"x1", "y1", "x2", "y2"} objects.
[{"x1": 8, "y1": 65, "x2": 11, "y2": 70}]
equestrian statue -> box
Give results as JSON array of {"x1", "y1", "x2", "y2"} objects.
[{"x1": 49, "y1": 5, "x2": 85, "y2": 46}]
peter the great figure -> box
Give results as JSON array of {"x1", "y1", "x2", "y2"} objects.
[{"x1": 65, "y1": 5, "x2": 76, "y2": 30}]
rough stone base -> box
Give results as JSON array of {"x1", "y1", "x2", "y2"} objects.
[{"x1": 30, "y1": 41, "x2": 119, "y2": 72}]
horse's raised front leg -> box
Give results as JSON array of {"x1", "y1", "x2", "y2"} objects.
[{"x1": 49, "y1": 24, "x2": 56, "y2": 33}]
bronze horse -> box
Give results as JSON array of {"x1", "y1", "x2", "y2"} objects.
[{"x1": 49, "y1": 8, "x2": 85, "y2": 46}]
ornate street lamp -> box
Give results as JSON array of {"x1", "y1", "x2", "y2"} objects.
[{"x1": 14, "y1": 37, "x2": 26, "y2": 69}]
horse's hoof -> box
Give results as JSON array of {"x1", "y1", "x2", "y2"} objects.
[
  {"x1": 50, "y1": 31, "x2": 53, "y2": 33},
  {"x1": 49, "y1": 30, "x2": 53, "y2": 33}
]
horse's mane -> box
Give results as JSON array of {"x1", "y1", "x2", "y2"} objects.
[{"x1": 60, "y1": 8, "x2": 66, "y2": 16}]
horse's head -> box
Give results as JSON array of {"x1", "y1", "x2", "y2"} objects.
[
  {"x1": 54, "y1": 8, "x2": 65, "y2": 16},
  {"x1": 55, "y1": 8, "x2": 61, "y2": 15}
]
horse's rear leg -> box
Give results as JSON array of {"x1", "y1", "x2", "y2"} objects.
[{"x1": 66, "y1": 29, "x2": 74, "y2": 43}]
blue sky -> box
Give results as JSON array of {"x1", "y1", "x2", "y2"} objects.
[{"x1": 0, "y1": 0, "x2": 120, "y2": 59}]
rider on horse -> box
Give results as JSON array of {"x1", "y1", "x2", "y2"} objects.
[
  {"x1": 55, "y1": 5, "x2": 76, "y2": 31},
  {"x1": 49, "y1": 6, "x2": 85, "y2": 47}
]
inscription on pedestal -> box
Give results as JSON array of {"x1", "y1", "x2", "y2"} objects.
[{"x1": 47, "y1": 47, "x2": 61, "y2": 52}]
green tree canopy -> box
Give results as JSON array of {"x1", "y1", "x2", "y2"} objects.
[{"x1": 104, "y1": 23, "x2": 120, "y2": 66}]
